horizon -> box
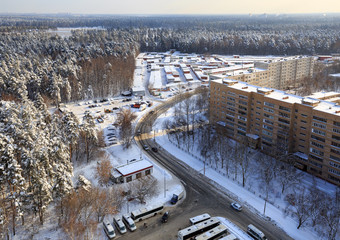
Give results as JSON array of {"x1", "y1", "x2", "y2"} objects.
[{"x1": 1, "y1": 0, "x2": 340, "y2": 15}]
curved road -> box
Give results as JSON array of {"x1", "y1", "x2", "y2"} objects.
[{"x1": 119, "y1": 93, "x2": 293, "y2": 240}]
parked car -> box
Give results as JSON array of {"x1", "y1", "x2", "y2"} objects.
[
  {"x1": 161, "y1": 211, "x2": 169, "y2": 223},
  {"x1": 151, "y1": 147, "x2": 158, "y2": 152},
  {"x1": 231, "y1": 202, "x2": 243, "y2": 211},
  {"x1": 143, "y1": 145, "x2": 149, "y2": 151},
  {"x1": 103, "y1": 220, "x2": 116, "y2": 239},
  {"x1": 122, "y1": 214, "x2": 137, "y2": 231}
]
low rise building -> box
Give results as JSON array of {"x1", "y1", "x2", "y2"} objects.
[{"x1": 112, "y1": 159, "x2": 153, "y2": 183}]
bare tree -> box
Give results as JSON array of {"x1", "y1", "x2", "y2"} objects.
[
  {"x1": 128, "y1": 176, "x2": 159, "y2": 204},
  {"x1": 95, "y1": 156, "x2": 113, "y2": 186},
  {"x1": 285, "y1": 188, "x2": 311, "y2": 229},
  {"x1": 320, "y1": 188, "x2": 340, "y2": 240},
  {"x1": 116, "y1": 108, "x2": 137, "y2": 149},
  {"x1": 258, "y1": 154, "x2": 275, "y2": 215}
]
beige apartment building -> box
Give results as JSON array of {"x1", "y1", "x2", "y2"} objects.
[
  {"x1": 210, "y1": 79, "x2": 340, "y2": 186},
  {"x1": 254, "y1": 56, "x2": 314, "y2": 89}
]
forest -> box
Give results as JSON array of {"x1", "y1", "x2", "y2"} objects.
[{"x1": 1, "y1": 14, "x2": 340, "y2": 239}]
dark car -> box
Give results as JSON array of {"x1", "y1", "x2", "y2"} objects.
[
  {"x1": 161, "y1": 211, "x2": 169, "y2": 223},
  {"x1": 151, "y1": 147, "x2": 158, "y2": 152}
]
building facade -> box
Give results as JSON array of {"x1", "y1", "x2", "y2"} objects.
[{"x1": 210, "y1": 79, "x2": 340, "y2": 186}]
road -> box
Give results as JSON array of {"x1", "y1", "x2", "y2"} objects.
[{"x1": 117, "y1": 92, "x2": 293, "y2": 240}]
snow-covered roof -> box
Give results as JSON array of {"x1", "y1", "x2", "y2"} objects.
[
  {"x1": 213, "y1": 78, "x2": 340, "y2": 116},
  {"x1": 115, "y1": 159, "x2": 153, "y2": 177}
]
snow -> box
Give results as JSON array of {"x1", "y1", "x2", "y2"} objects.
[{"x1": 115, "y1": 159, "x2": 153, "y2": 176}]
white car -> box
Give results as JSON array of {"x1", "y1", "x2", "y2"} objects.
[{"x1": 231, "y1": 202, "x2": 243, "y2": 211}]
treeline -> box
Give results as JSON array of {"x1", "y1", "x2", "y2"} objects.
[
  {"x1": 1, "y1": 14, "x2": 340, "y2": 55},
  {"x1": 0, "y1": 29, "x2": 137, "y2": 105}
]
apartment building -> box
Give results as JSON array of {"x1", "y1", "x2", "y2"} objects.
[
  {"x1": 210, "y1": 79, "x2": 340, "y2": 186},
  {"x1": 254, "y1": 56, "x2": 314, "y2": 89}
]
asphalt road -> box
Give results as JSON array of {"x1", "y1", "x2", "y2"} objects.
[{"x1": 116, "y1": 93, "x2": 293, "y2": 240}]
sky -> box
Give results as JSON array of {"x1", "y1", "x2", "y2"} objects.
[{"x1": 1, "y1": 0, "x2": 340, "y2": 15}]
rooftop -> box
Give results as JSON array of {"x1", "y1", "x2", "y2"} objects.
[{"x1": 115, "y1": 159, "x2": 153, "y2": 177}]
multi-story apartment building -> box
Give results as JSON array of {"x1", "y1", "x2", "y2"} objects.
[
  {"x1": 254, "y1": 56, "x2": 314, "y2": 89},
  {"x1": 210, "y1": 79, "x2": 340, "y2": 186}
]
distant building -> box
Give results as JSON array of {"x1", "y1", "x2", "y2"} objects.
[
  {"x1": 132, "y1": 86, "x2": 145, "y2": 97},
  {"x1": 210, "y1": 78, "x2": 340, "y2": 186},
  {"x1": 112, "y1": 159, "x2": 153, "y2": 183}
]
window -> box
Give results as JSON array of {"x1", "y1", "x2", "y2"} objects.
[
  {"x1": 311, "y1": 141, "x2": 324, "y2": 149},
  {"x1": 227, "y1": 102, "x2": 235, "y2": 107},
  {"x1": 312, "y1": 122, "x2": 326, "y2": 129},
  {"x1": 330, "y1": 155, "x2": 340, "y2": 162},
  {"x1": 239, "y1": 95, "x2": 248, "y2": 100},
  {"x1": 263, "y1": 119, "x2": 273, "y2": 125},
  {"x1": 334, "y1": 121, "x2": 340, "y2": 127},
  {"x1": 126, "y1": 176, "x2": 132, "y2": 182},
  {"x1": 238, "y1": 126, "x2": 246, "y2": 131},
  {"x1": 310, "y1": 154, "x2": 323, "y2": 162},
  {"x1": 333, "y1": 128, "x2": 340, "y2": 134},
  {"x1": 264, "y1": 107, "x2": 274, "y2": 113},
  {"x1": 279, "y1": 112, "x2": 290, "y2": 118},
  {"x1": 310, "y1": 147, "x2": 324, "y2": 156},
  {"x1": 330, "y1": 161, "x2": 340, "y2": 170},
  {"x1": 263, "y1": 113, "x2": 274, "y2": 119},
  {"x1": 136, "y1": 173, "x2": 142, "y2": 179},
  {"x1": 309, "y1": 160, "x2": 323, "y2": 169},
  {"x1": 329, "y1": 168, "x2": 340, "y2": 177},
  {"x1": 227, "y1": 97, "x2": 235, "y2": 102},
  {"x1": 262, "y1": 136, "x2": 272, "y2": 143},
  {"x1": 257, "y1": 101, "x2": 261, "y2": 104},
  {"x1": 239, "y1": 100, "x2": 247, "y2": 105},
  {"x1": 313, "y1": 116, "x2": 327, "y2": 123},
  {"x1": 263, "y1": 125, "x2": 273, "y2": 131},
  {"x1": 239, "y1": 105, "x2": 247, "y2": 111},
  {"x1": 311, "y1": 135, "x2": 325, "y2": 142},
  {"x1": 256, "y1": 112, "x2": 260, "y2": 115},
  {"x1": 332, "y1": 135, "x2": 340, "y2": 141},
  {"x1": 263, "y1": 130, "x2": 273, "y2": 136},
  {"x1": 331, "y1": 141, "x2": 340, "y2": 148},
  {"x1": 227, "y1": 107, "x2": 235, "y2": 112},
  {"x1": 238, "y1": 121, "x2": 246, "y2": 126},
  {"x1": 301, "y1": 113, "x2": 308, "y2": 118},
  {"x1": 312, "y1": 128, "x2": 326, "y2": 136},
  {"x1": 228, "y1": 91, "x2": 236, "y2": 96},
  {"x1": 301, "y1": 120, "x2": 307, "y2": 124},
  {"x1": 264, "y1": 102, "x2": 275, "y2": 108},
  {"x1": 145, "y1": 169, "x2": 151, "y2": 175},
  {"x1": 331, "y1": 148, "x2": 340, "y2": 156},
  {"x1": 278, "y1": 118, "x2": 290, "y2": 125},
  {"x1": 279, "y1": 106, "x2": 291, "y2": 112},
  {"x1": 256, "y1": 106, "x2": 261, "y2": 110},
  {"x1": 238, "y1": 116, "x2": 247, "y2": 121},
  {"x1": 238, "y1": 110, "x2": 247, "y2": 116}
]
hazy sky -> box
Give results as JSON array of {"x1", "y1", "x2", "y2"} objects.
[{"x1": 1, "y1": 0, "x2": 340, "y2": 14}]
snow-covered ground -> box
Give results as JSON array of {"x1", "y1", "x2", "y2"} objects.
[{"x1": 151, "y1": 99, "x2": 337, "y2": 240}]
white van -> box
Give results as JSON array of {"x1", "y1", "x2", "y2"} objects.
[
  {"x1": 103, "y1": 220, "x2": 116, "y2": 239},
  {"x1": 113, "y1": 216, "x2": 127, "y2": 234},
  {"x1": 122, "y1": 214, "x2": 137, "y2": 231},
  {"x1": 247, "y1": 224, "x2": 267, "y2": 240}
]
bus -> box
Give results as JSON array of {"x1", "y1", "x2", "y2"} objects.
[
  {"x1": 195, "y1": 224, "x2": 228, "y2": 240},
  {"x1": 131, "y1": 204, "x2": 164, "y2": 222},
  {"x1": 177, "y1": 217, "x2": 220, "y2": 240},
  {"x1": 189, "y1": 213, "x2": 211, "y2": 225},
  {"x1": 247, "y1": 224, "x2": 267, "y2": 240}
]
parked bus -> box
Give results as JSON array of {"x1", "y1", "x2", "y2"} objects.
[
  {"x1": 195, "y1": 224, "x2": 228, "y2": 240},
  {"x1": 189, "y1": 213, "x2": 211, "y2": 225},
  {"x1": 131, "y1": 204, "x2": 164, "y2": 222},
  {"x1": 177, "y1": 217, "x2": 220, "y2": 240},
  {"x1": 122, "y1": 214, "x2": 137, "y2": 231},
  {"x1": 247, "y1": 224, "x2": 267, "y2": 240}
]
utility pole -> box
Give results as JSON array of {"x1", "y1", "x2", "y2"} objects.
[{"x1": 164, "y1": 169, "x2": 166, "y2": 198}]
